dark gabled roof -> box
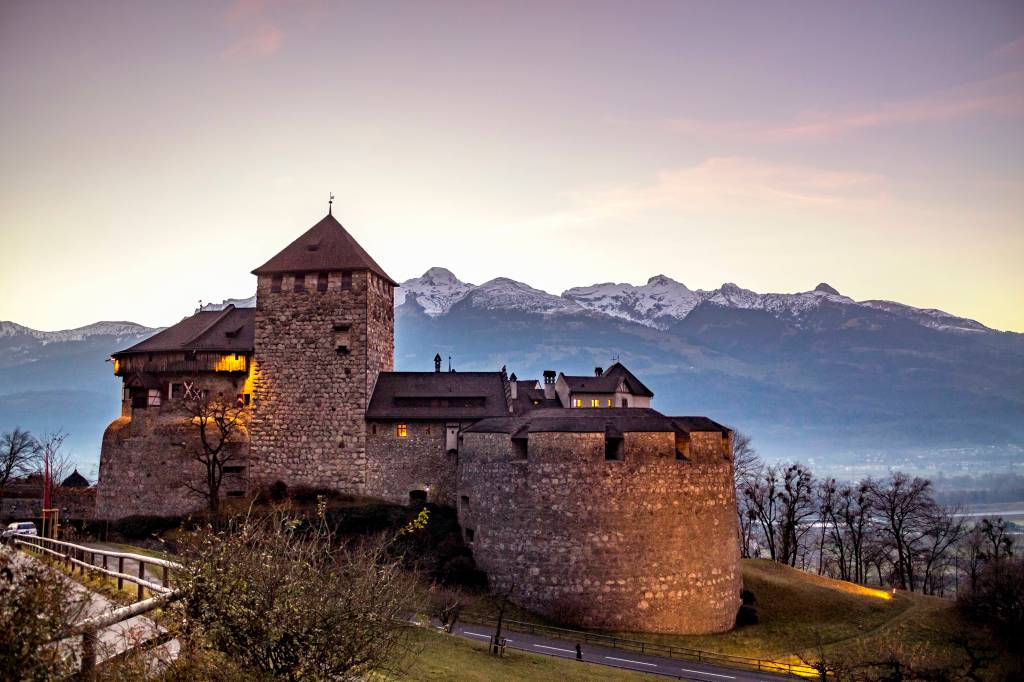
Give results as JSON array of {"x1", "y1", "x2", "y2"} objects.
[
  {"x1": 60, "y1": 469, "x2": 90, "y2": 489},
  {"x1": 464, "y1": 407, "x2": 729, "y2": 435},
  {"x1": 113, "y1": 306, "x2": 255, "y2": 357},
  {"x1": 367, "y1": 371, "x2": 510, "y2": 420},
  {"x1": 252, "y1": 214, "x2": 396, "y2": 284},
  {"x1": 669, "y1": 416, "x2": 730, "y2": 434},
  {"x1": 511, "y1": 380, "x2": 560, "y2": 414},
  {"x1": 558, "y1": 362, "x2": 654, "y2": 398}
]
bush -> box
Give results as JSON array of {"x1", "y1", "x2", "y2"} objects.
[
  {"x1": 958, "y1": 556, "x2": 1024, "y2": 646},
  {"x1": 1, "y1": 546, "x2": 90, "y2": 680},
  {"x1": 175, "y1": 511, "x2": 415, "y2": 680},
  {"x1": 114, "y1": 514, "x2": 183, "y2": 540},
  {"x1": 736, "y1": 589, "x2": 758, "y2": 626}
]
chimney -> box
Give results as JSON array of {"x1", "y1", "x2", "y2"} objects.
[
  {"x1": 508, "y1": 371, "x2": 518, "y2": 401},
  {"x1": 434, "y1": 353, "x2": 442, "y2": 373},
  {"x1": 594, "y1": 366, "x2": 603, "y2": 377},
  {"x1": 543, "y1": 370, "x2": 556, "y2": 400}
]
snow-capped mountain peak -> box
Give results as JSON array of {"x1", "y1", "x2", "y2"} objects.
[
  {"x1": 814, "y1": 282, "x2": 841, "y2": 296},
  {"x1": 0, "y1": 320, "x2": 156, "y2": 344},
  {"x1": 200, "y1": 295, "x2": 257, "y2": 312},
  {"x1": 466, "y1": 278, "x2": 582, "y2": 315},
  {"x1": 395, "y1": 267, "x2": 476, "y2": 315}
]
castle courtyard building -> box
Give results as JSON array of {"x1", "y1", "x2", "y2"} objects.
[{"x1": 97, "y1": 211, "x2": 742, "y2": 634}]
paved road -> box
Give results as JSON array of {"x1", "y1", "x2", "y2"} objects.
[{"x1": 414, "y1": 615, "x2": 795, "y2": 681}]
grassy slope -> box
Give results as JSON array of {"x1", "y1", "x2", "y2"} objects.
[
  {"x1": 611, "y1": 559, "x2": 997, "y2": 673},
  {"x1": 378, "y1": 628, "x2": 664, "y2": 682}
]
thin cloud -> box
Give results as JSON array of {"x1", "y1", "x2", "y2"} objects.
[
  {"x1": 223, "y1": 23, "x2": 283, "y2": 60},
  {"x1": 518, "y1": 157, "x2": 884, "y2": 233},
  {"x1": 991, "y1": 35, "x2": 1024, "y2": 62},
  {"x1": 663, "y1": 71, "x2": 1024, "y2": 142}
]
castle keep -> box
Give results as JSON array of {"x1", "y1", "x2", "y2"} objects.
[{"x1": 97, "y1": 212, "x2": 742, "y2": 634}]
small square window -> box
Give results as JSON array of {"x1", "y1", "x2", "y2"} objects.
[
  {"x1": 341, "y1": 271, "x2": 352, "y2": 290},
  {"x1": 271, "y1": 275, "x2": 282, "y2": 293},
  {"x1": 573, "y1": 399, "x2": 582, "y2": 408},
  {"x1": 607, "y1": 399, "x2": 612, "y2": 407},
  {"x1": 396, "y1": 423, "x2": 408, "y2": 438},
  {"x1": 170, "y1": 383, "x2": 183, "y2": 400},
  {"x1": 293, "y1": 273, "x2": 306, "y2": 293},
  {"x1": 317, "y1": 272, "x2": 328, "y2": 292},
  {"x1": 590, "y1": 399, "x2": 600, "y2": 407}
]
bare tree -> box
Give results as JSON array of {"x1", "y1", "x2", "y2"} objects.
[
  {"x1": 978, "y1": 517, "x2": 1014, "y2": 561},
  {"x1": 0, "y1": 428, "x2": 38, "y2": 494},
  {"x1": 917, "y1": 505, "x2": 965, "y2": 596},
  {"x1": 33, "y1": 430, "x2": 71, "y2": 505},
  {"x1": 866, "y1": 473, "x2": 936, "y2": 591},
  {"x1": 778, "y1": 463, "x2": 816, "y2": 567},
  {"x1": 730, "y1": 430, "x2": 761, "y2": 558},
  {"x1": 182, "y1": 387, "x2": 247, "y2": 515},
  {"x1": 743, "y1": 465, "x2": 782, "y2": 561}
]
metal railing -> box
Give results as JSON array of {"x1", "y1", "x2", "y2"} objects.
[{"x1": 470, "y1": 615, "x2": 818, "y2": 678}]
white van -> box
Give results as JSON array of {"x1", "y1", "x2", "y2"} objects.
[{"x1": 3, "y1": 521, "x2": 38, "y2": 540}]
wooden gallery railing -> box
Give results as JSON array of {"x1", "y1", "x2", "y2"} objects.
[{"x1": 13, "y1": 534, "x2": 182, "y2": 678}]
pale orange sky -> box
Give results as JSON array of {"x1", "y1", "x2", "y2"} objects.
[{"x1": 1, "y1": 1, "x2": 1022, "y2": 331}]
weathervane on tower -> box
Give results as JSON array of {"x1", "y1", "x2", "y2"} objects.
[{"x1": 328, "y1": 192, "x2": 335, "y2": 216}]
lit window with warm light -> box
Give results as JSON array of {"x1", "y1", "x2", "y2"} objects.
[
  {"x1": 607, "y1": 399, "x2": 612, "y2": 407},
  {"x1": 396, "y1": 423, "x2": 408, "y2": 438},
  {"x1": 573, "y1": 398, "x2": 582, "y2": 407},
  {"x1": 591, "y1": 399, "x2": 600, "y2": 407}
]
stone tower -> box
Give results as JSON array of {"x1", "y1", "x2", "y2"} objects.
[{"x1": 247, "y1": 213, "x2": 395, "y2": 493}]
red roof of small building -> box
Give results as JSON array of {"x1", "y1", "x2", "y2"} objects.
[{"x1": 252, "y1": 213, "x2": 396, "y2": 284}]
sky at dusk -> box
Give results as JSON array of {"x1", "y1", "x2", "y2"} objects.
[{"x1": 1, "y1": 1, "x2": 1022, "y2": 331}]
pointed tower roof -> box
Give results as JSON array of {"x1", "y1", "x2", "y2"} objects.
[{"x1": 252, "y1": 214, "x2": 396, "y2": 284}]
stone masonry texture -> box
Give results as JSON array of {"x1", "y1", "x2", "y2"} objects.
[
  {"x1": 247, "y1": 270, "x2": 394, "y2": 493},
  {"x1": 457, "y1": 430, "x2": 742, "y2": 634}
]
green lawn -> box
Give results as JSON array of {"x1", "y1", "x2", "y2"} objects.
[{"x1": 376, "y1": 627, "x2": 664, "y2": 682}]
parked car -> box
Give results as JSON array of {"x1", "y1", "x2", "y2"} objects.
[{"x1": 2, "y1": 521, "x2": 38, "y2": 543}]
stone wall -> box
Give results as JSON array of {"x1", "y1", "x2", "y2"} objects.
[
  {"x1": 248, "y1": 270, "x2": 394, "y2": 494},
  {"x1": 95, "y1": 371, "x2": 251, "y2": 520},
  {"x1": 457, "y1": 429, "x2": 741, "y2": 634},
  {"x1": 2, "y1": 487, "x2": 96, "y2": 522},
  {"x1": 365, "y1": 419, "x2": 470, "y2": 506}
]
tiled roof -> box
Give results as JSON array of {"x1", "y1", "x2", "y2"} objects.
[
  {"x1": 464, "y1": 407, "x2": 729, "y2": 435},
  {"x1": 113, "y1": 306, "x2": 255, "y2": 356},
  {"x1": 252, "y1": 214, "x2": 396, "y2": 284},
  {"x1": 367, "y1": 371, "x2": 510, "y2": 420},
  {"x1": 559, "y1": 362, "x2": 654, "y2": 397}
]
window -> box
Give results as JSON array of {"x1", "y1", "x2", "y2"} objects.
[
  {"x1": 607, "y1": 399, "x2": 613, "y2": 407},
  {"x1": 223, "y1": 465, "x2": 246, "y2": 474},
  {"x1": 371, "y1": 424, "x2": 377, "y2": 435},
  {"x1": 271, "y1": 274, "x2": 282, "y2": 293},
  {"x1": 396, "y1": 423, "x2": 408, "y2": 438},
  {"x1": 341, "y1": 271, "x2": 352, "y2": 290},
  {"x1": 590, "y1": 399, "x2": 600, "y2": 407},
  {"x1": 317, "y1": 271, "x2": 328, "y2": 292},
  {"x1": 460, "y1": 495, "x2": 469, "y2": 508},
  {"x1": 675, "y1": 433, "x2": 691, "y2": 461},
  {"x1": 621, "y1": 398, "x2": 628, "y2": 407},
  {"x1": 573, "y1": 398, "x2": 582, "y2": 408},
  {"x1": 605, "y1": 436, "x2": 624, "y2": 461},
  {"x1": 512, "y1": 437, "x2": 528, "y2": 461},
  {"x1": 425, "y1": 424, "x2": 431, "y2": 435},
  {"x1": 243, "y1": 393, "x2": 251, "y2": 406},
  {"x1": 293, "y1": 273, "x2": 305, "y2": 293},
  {"x1": 170, "y1": 383, "x2": 183, "y2": 400},
  {"x1": 333, "y1": 322, "x2": 351, "y2": 354},
  {"x1": 226, "y1": 490, "x2": 245, "y2": 498},
  {"x1": 464, "y1": 528, "x2": 475, "y2": 543}
]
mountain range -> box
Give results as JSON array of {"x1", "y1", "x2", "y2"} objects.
[{"x1": 3, "y1": 270, "x2": 1022, "y2": 478}]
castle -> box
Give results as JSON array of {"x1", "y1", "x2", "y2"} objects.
[{"x1": 96, "y1": 212, "x2": 742, "y2": 634}]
